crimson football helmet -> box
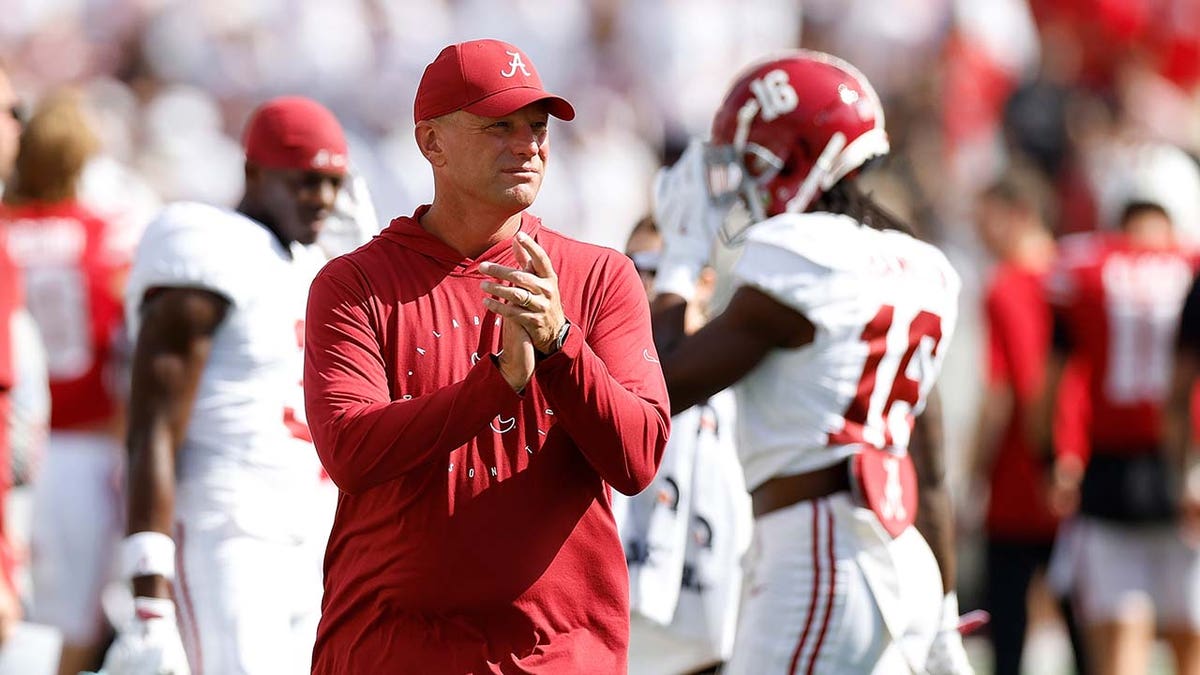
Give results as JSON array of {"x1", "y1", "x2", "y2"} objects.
[{"x1": 705, "y1": 50, "x2": 889, "y2": 233}]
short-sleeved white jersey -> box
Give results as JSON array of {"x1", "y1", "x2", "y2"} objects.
[
  {"x1": 125, "y1": 202, "x2": 327, "y2": 539},
  {"x1": 719, "y1": 212, "x2": 960, "y2": 491}
]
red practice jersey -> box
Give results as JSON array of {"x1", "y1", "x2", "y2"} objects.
[
  {"x1": 1048, "y1": 232, "x2": 1197, "y2": 454},
  {"x1": 0, "y1": 201, "x2": 131, "y2": 429},
  {"x1": 304, "y1": 208, "x2": 670, "y2": 673}
]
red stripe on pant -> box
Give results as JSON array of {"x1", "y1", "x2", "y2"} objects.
[
  {"x1": 806, "y1": 506, "x2": 837, "y2": 675},
  {"x1": 788, "y1": 500, "x2": 824, "y2": 674}
]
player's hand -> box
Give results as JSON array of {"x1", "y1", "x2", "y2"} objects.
[
  {"x1": 480, "y1": 232, "x2": 566, "y2": 354},
  {"x1": 652, "y1": 138, "x2": 730, "y2": 300},
  {"x1": 925, "y1": 592, "x2": 975, "y2": 675},
  {"x1": 102, "y1": 597, "x2": 191, "y2": 675},
  {"x1": 925, "y1": 629, "x2": 975, "y2": 675},
  {"x1": 1045, "y1": 455, "x2": 1083, "y2": 519}
]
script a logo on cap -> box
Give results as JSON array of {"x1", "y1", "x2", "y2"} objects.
[
  {"x1": 311, "y1": 148, "x2": 347, "y2": 170},
  {"x1": 500, "y1": 51, "x2": 530, "y2": 79}
]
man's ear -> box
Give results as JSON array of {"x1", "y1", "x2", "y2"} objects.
[{"x1": 415, "y1": 120, "x2": 446, "y2": 167}]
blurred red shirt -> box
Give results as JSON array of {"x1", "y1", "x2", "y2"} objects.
[
  {"x1": 0, "y1": 200, "x2": 130, "y2": 429},
  {"x1": 983, "y1": 262, "x2": 1088, "y2": 541}
]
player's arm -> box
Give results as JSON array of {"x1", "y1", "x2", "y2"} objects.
[
  {"x1": 652, "y1": 285, "x2": 815, "y2": 415},
  {"x1": 911, "y1": 390, "x2": 976, "y2": 674},
  {"x1": 910, "y1": 389, "x2": 955, "y2": 591},
  {"x1": 125, "y1": 287, "x2": 228, "y2": 599}
]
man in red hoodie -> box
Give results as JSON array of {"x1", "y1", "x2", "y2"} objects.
[{"x1": 303, "y1": 39, "x2": 670, "y2": 673}]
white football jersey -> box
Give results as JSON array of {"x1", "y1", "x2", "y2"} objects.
[
  {"x1": 719, "y1": 212, "x2": 960, "y2": 491},
  {"x1": 125, "y1": 202, "x2": 328, "y2": 540}
]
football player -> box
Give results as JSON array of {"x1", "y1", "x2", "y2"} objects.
[
  {"x1": 650, "y1": 50, "x2": 973, "y2": 674},
  {"x1": 102, "y1": 96, "x2": 347, "y2": 675},
  {"x1": 1040, "y1": 197, "x2": 1200, "y2": 675}
]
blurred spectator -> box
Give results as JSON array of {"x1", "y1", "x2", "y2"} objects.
[
  {"x1": 968, "y1": 169, "x2": 1088, "y2": 675},
  {"x1": 0, "y1": 89, "x2": 132, "y2": 675}
]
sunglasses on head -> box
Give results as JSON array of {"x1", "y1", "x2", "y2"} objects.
[{"x1": 628, "y1": 250, "x2": 660, "y2": 276}]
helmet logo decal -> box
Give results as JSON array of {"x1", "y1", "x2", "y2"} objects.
[{"x1": 748, "y1": 69, "x2": 798, "y2": 122}]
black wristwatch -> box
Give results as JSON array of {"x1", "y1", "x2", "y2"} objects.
[{"x1": 538, "y1": 320, "x2": 571, "y2": 359}]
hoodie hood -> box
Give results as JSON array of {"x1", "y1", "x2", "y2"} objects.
[{"x1": 379, "y1": 205, "x2": 543, "y2": 276}]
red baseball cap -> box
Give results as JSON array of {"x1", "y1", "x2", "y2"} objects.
[
  {"x1": 243, "y1": 96, "x2": 348, "y2": 175},
  {"x1": 413, "y1": 39, "x2": 575, "y2": 123}
]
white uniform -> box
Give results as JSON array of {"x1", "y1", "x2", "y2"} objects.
[
  {"x1": 619, "y1": 390, "x2": 753, "y2": 675},
  {"x1": 125, "y1": 202, "x2": 333, "y2": 674},
  {"x1": 718, "y1": 212, "x2": 960, "y2": 675}
]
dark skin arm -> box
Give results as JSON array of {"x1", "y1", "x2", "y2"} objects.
[
  {"x1": 651, "y1": 287, "x2": 815, "y2": 416},
  {"x1": 126, "y1": 288, "x2": 228, "y2": 599},
  {"x1": 910, "y1": 390, "x2": 956, "y2": 593}
]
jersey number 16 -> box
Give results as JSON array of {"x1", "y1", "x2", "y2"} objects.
[{"x1": 829, "y1": 305, "x2": 943, "y2": 449}]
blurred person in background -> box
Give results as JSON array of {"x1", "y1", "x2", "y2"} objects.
[
  {"x1": 0, "y1": 89, "x2": 132, "y2": 675},
  {"x1": 650, "y1": 50, "x2": 972, "y2": 674},
  {"x1": 618, "y1": 216, "x2": 752, "y2": 675},
  {"x1": 1037, "y1": 198, "x2": 1200, "y2": 675},
  {"x1": 0, "y1": 192, "x2": 22, "y2": 648},
  {"x1": 968, "y1": 169, "x2": 1089, "y2": 675},
  {"x1": 0, "y1": 209, "x2": 50, "y2": 661},
  {"x1": 0, "y1": 61, "x2": 52, "y2": 662},
  {"x1": 0, "y1": 62, "x2": 23, "y2": 646},
  {"x1": 102, "y1": 96, "x2": 347, "y2": 675}
]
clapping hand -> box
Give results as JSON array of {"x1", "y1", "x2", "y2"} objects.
[{"x1": 481, "y1": 232, "x2": 566, "y2": 391}]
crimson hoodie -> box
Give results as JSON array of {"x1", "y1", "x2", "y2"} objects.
[{"x1": 304, "y1": 207, "x2": 670, "y2": 674}]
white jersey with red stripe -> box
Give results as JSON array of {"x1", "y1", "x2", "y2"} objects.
[
  {"x1": 125, "y1": 202, "x2": 328, "y2": 541},
  {"x1": 719, "y1": 211, "x2": 960, "y2": 491}
]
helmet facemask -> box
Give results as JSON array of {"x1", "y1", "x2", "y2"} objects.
[{"x1": 702, "y1": 141, "x2": 778, "y2": 245}]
